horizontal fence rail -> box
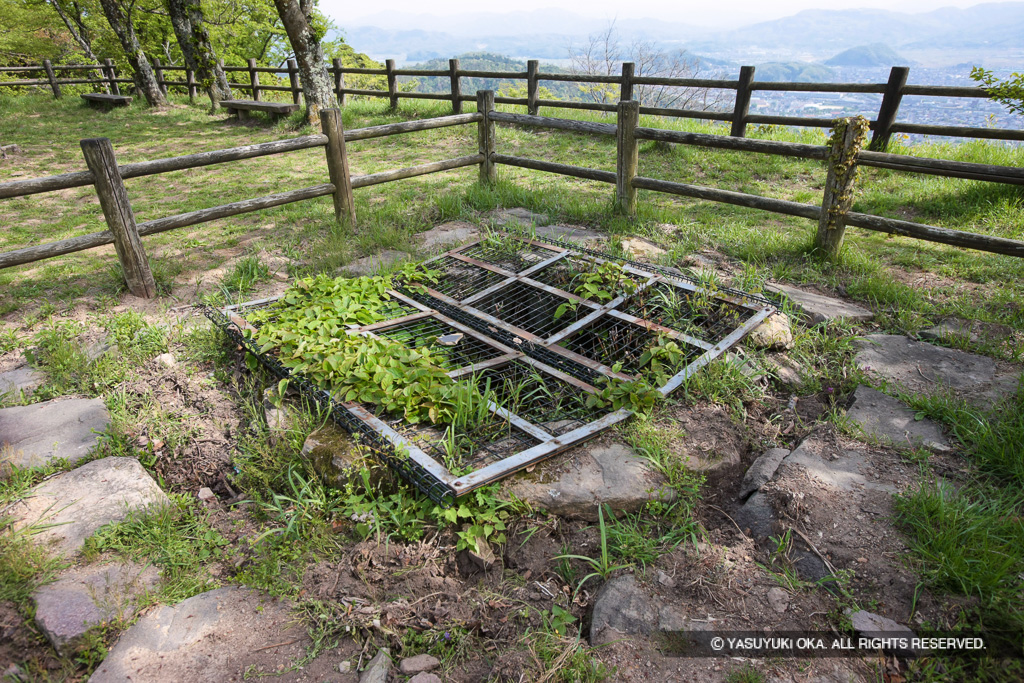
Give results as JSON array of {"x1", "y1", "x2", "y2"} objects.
[
  {"x1": 3, "y1": 60, "x2": 1022, "y2": 147},
  {"x1": 2, "y1": 90, "x2": 1023, "y2": 299}
]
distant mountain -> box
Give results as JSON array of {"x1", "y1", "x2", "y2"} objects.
[
  {"x1": 824, "y1": 44, "x2": 909, "y2": 68},
  {"x1": 755, "y1": 62, "x2": 834, "y2": 82}
]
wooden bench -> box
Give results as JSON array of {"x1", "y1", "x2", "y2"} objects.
[
  {"x1": 81, "y1": 93, "x2": 133, "y2": 109},
  {"x1": 221, "y1": 99, "x2": 300, "y2": 122}
]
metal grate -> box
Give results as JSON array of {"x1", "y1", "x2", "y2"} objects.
[{"x1": 213, "y1": 233, "x2": 774, "y2": 502}]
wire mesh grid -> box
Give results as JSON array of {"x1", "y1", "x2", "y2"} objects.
[
  {"x1": 529, "y1": 255, "x2": 650, "y2": 298},
  {"x1": 556, "y1": 313, "x2": 700, "y2": 376},
  {"x1": 456, "y1": 239, "x2": 561, "y2": 273},
  {"x1": 621, "y1": 282, "x2": 756, "y2": 345},
  {"x1": 386, "y1": 416, "x2": 540, "y2": 470},
  {"x1": 469, "y1": 280, "x2": 595, "y2": 339},
  {"x1": 373, "y1": 316, "x2": 507, "y2": 370},
  {"x1": 425, "y1": 256, "x2": 509, "y2": 301}
]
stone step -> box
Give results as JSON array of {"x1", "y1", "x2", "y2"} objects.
[{"x1": 1, "y1": 397, "x2": 110, "y2": 470}]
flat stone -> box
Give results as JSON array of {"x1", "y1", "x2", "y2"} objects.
[
  {"x1": 0, "y1": 397, "x2": 110, "y2": 470},
  {"x1": 301, "y1": 424, "x2": 376, "y2": 490},
  {"x1": 621, "y1": 237, "x2": 666, "y2": 260},
  {"x1": 847, "y1": 610, "x2": 917, "y2": 657},
  {"x1": 506, "y1": 443, "x2": 675, "y2": 521},
  {"x1": 197, "y1": 487, "x2": 215, "y2": 502},
  {"x1": 854, "y1": 334, "x2": 1016, "y2": 405},
  {"x1": 408, "y1": 674, "x2": 442, "y2": 683},
  {"x1": 781, "y1": 436, "x2": 895, "y2": 494},
  {"x1": 767, "y1": 283, "x2": 874, "y2": 325},
  {"x1": 733, "y1": 491, "x2": 776, "y2": 540},
  {"x1": 338, "y1": 250, "x2": 411, "y2": 277},
  {"x1": 767, "y1": 586, "x2": 789, "y2": 613},
  {"x1": 0, "y1": 366, "x2": 44, "y2": 398},
  {"x1": 84, "y1": 335, "x2": 116, "y2": 361},
  {"x1": 415, "y1": 221, "x2": 480, "y2": 251},
  {"x1": 399, "y1": 654, "x2": 440, "y2": 674},
  {"x1": 846, "y1": 385, "x2": 950, "y2": 452},
  {"x1": 488, "y1": 207, "x2": 549, "y2": 227},
  {"x1": 33, "y1": 562, "x2": 160, "y2": 656},
  {"x1": 359, "y1": 648, "x2": 392, "y2": 683},
  {"x1": 746, "y1": 313, "x2": 794, "y2": 350},
  {"x1": 10, "y1": 457, "x2": 168, "y2": 557},
  {"x1": 738, "y1": 448, "x2": 791, "y2": 500},
  {"x1": 154, "y1": 353, "x2": 176, "y2": 369},
  {"x1": 589, "y1": 574, "x2": 657, "y2": 644},
  {"x1": 656, "y1": 570, "x2": 676, "y2": 588},
  {"x1": 533, "y1": 224, "x2": 606, "y2": 244},
  {"x1": 90, "y1": 587, "x2": 307, "y2": 682},
  {"x1": 762, "y1": 354, "x2": 806, "y2": 388}
]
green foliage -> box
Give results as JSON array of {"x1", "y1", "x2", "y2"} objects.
[
  {"x1": 585, "y1": 376, "x2": 660, "y2": 412},
  {"x1": 220, "y1": 255, "x2": 270, "y2": 298},
  {"x1": 971, "y1": 67, "x2": 1024, "y2": 116},
  {"x1": 554, "y1": 505, "x2": 629, "y2": 597}
]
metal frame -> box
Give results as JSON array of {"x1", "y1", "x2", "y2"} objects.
[{"x1": 209, "y1": 234, "x2": 773, "y2": 502}]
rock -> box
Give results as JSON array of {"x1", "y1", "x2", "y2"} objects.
[
  {"x1": 848, "y1": 610, "x2": 917, "y2": 656},
  {"x1": 339, "y1": 661, "x2": 352, "y2": 673},
  {"x1": 767, "y1": 587, "x2": 789, "y2": 613},
  {"x1": 264, "y1": 405, "x2": 289, "y2": 433},
  {"x1": 9, "y1": 457, "x2": 168, "y2": 557},
  {"x1": 154, "y1": 353, "x2": 176, "y2": 369},
  {"x1": 466, "y1": 536, "x2": 496, "y2": 571},
  {"x1": 506, "y1": 443, "x2": 675, "y2": 521},
  {"x1": 533, "y1": 224, "x2": 606, "y2": 244},
  {"x1": 738, "y1": 448, "x2": 791, "y2": 500},
  {"x1": 338, "y1": 250, "x2": 411, "y2": 276},
  {"x1": 855, "y1": 335, "x2": 1017, "y2": 406},
  {"x1": 301, "y1": 425, "x2": 374, "y2": 490},
  {"x1": 733, "y1": 491, "x2": 776, "y2": 540},
  {"x1": 746, "y1": 313, "x2": 794, "y2": 350},
  {"x1": 589, "y1": 574, "x2": 657, "y2": 644},
  {"x1": 0, "y1": 366, "x2": 44, "y2": 398},
  {"x1": 782, "y1": 436, "x2": 893, "y2": 494},
  {"x1": 766, "y1": 283, "x2": 874, "y2": 325},
  {"x1": 33, "y1": 562, "x2": 160, "y2": 656},
  {"x1": 846, "y1": 385, "x2": 950, "y2": 452},
  {"x1": 791, "y1": 547, "x2": 831, "y2": 584},
  {"x1": 360, "y1": 648, "x2": 392, "y2": 683},
  {"x1": 761, "y1": 354, "x2": 806, "y2": 388},
  {"x1": 399, "y1": 654, "x2": 440, "y2": 675},
  {"x1": 0, "y1": 398, "x2": 110, "y2": 470},
  {"x1": 621, "y1": 237, "x2": 666, "y2": 260},
  {"x1": 90, "y1": 587, "x2": 308, "y2": 682},
  {"x1": 84, "y1": 335, "x2": 116, "y2": 361},
  {"x1": 197, "y1": 487, "x2": 215, "y2": 502},
  {"x1": 656, "y1": 570, "x2": 676, "y2": 588},
  {"x1": 408, "y1": 674, "x2": 442, "y2": 683},
  {"x1": 488, "y1": 207, "x2": 549, "y2": 228},
  {"x1": 1, "y1": 143, "x2": 22, "y2": 157}
]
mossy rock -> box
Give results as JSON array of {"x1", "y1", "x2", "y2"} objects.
[{"x1": 300, "y1": 424, "x2": 379, "y2": 490}]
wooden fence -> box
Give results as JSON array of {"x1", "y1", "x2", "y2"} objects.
[
  {"x1": 1, "y1": 90, "x2": 1022, "y2": 300},
  {"x1": 3, "y1": 60, "x2": 1022, "y2": 150}
]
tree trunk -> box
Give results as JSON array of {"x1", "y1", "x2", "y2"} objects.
[
  {"x1": 47, "y1": 0, "x2": 110, "y2": 93},
  {"x1": 97, "y1": 0, "x2": 167, "y2": 106},
  {"x1": 166, "y1": 0, "x2": 231, "y2": 108},
  {"x1": 272, "y1": 0, "x2": 335, "y2": 127}
]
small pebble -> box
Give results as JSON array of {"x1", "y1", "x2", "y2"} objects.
[{"x1": 857, "y1": 557, "x2": 868, "y2": 564}]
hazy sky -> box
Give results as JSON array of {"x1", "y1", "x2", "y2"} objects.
[{"x1": 333, "y1": 0, "x2": 989, "y2": 27}]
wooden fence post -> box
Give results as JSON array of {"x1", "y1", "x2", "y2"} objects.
[
  {"x1": 527, "y1": 60, "x2": 539, "y2": 116},
  {"x1": 80, "y1": 138, "x2": 156, "y2": 298},
  {"x1": 616, "y1": 100, "x2": 640, "y2": 216},
  {"x1": 152, "y1": 58, "x2": 167, "y2": 97},
  {"x1": 43, "y1": 60, "x2": 61, "y2": 98},
  {"x1": 477, "y1": 90, "x2": 496, "y2": 184},
  {"x1": 816, "y1": 117, "x2": 868, "y2": 258},
  {"x1": 386, "y1": 59, "x2": 398, "y2": 111},
  {"x1": 620, "y1": 62, "x2": 634, "y2": 103},
  {"x1": 287, "y1": 58, "x2": 301, "y2": 104},
  {"x1": 869, "y1": 66, "x2": 910, "y2": 151},
  {"x1": 730, "y1": 66, "x2": 755, "y2": 137},
  {"x1": 185, "y1": 66, "x2": 196, "y2": 102},
  {"x1": 104, "y1": 59, "x2": 120, "y2": 96},
  {"x1": 449, "y1": 58, "x2": 462, "y2": 114},
  {"x1": 332, "y1": 58, "x2": 345, "y2": 106},
  {"x1": 248, "y1": 58, "x2": 260, "y2": 101},
  {"x1": 320, "y1": 108, "x2": 355, "y2": 225}
]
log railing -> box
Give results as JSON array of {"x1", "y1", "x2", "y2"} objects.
[{"x1": 2, "y1": 61, "x2": 1022, "y2": 148}]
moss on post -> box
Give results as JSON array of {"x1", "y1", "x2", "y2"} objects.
[{"x1": 815, "y1": 116, "x2": 869, "y2": 259}]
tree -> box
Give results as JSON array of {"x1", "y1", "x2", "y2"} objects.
[
  {"x1": 97, "y1": 0, "x2": 167, "y2": 105},
  {"x1": 567, "y1": 22, "x2": 725, "y2": 111},
  {"x1": 166, "y1": 0, "x2": 231, "y2": 107},
  {"x1": 271, "y1": 0, "x2": 333, "y2": 126},
  {"x1": 971, "y1": 67, "x2": 1024, "y2": 116},
  {"x1": 44, "y1": 0, "x2": 102, "y2": 64}
]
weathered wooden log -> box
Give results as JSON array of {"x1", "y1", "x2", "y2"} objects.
[
  {"x1": 478, "y1": 91, "x2": 496, "y2": 184},
  {"x1": 489, "y1": 111, "x2": 616, "y2": 136},
  {"x1": 527, "y1": 60, "x2": 540, "y2": 116},
  {"x1": 0, "y1": 230, "x2": 115, "y2": 270},
  {"x1": 80, "y1": 138, "x2": 155, "y2": 298},
  {"x1": 287, "y1": 58, "x2": 300, "y2": 104},
  {"x1": 386, "y1": 59, "x2": 398, "y2": 111},
  {"x1": 351, "y1": 155, "x2": 484, "y2": 189},
  {"x1": 332, "y1": 58, "x2": 344, "y2": 105},
  {"x1": 535, "y1": 73, "x2": 620, "y2": 84},
  {"x1": 248, "y1": 58, "x2": 261, "y2": 101},
  {"x1": 752, "y1": 81, "x2": 886, "y2": 93},
  {"x1": 616, "y1": 100, "x2": 640, "y2": 215},
  {"x1": 631, "y1": 176, "x2": 821, "y2": 220},
  {"x1": 889, "y1": 123, "x2": 1024, "y2": 142},
  {"x1": 119, "y1": 135, "x2": 327, "y2": 179},
  {"x1": 0, "y1": 171, "x2": 94, "y2": 199},
  {"x1": 344, "y1": 114, "x2": 481, "y2": 142},
  {"x1": 816, "y1": 118, "x2": 867, "y2": 257},
  {"x1": 620, "y1": 62, "x2": 634, "y2": 102},
  {"x1": 859, "y1": 149, "x2": 1024, "y2": 181},
  {"x1": 532, "y1": 99, "x2": 617, "y2": 112},
  {"x1": 152, "y1": 58, "x2": 167, "y2": 96},
  {"x1": 730, "y1": 66, "x2": 755, "y2": 137},
  {"x1": 320, "y1": 108, "x2": 355, "y2": 224},
  {"x1": 449, "y1": 59, "x2": 462, "y2": 114},
  {"x1": 43, "y1": 60, "x2": 61, "y2": 98},
  {"x1": 492, "y1": 154, "x2": 616, "y2": 184},
  {"x1": 869, "y1": 66, "x2": 909, "y2": 151},
  {"x1": 745, "y1": 114, "x2": 840, "y2": 128},
  {"x1": 104, "y1": 59, "x2": 120, "y2": 96},
  {"x1": 634, "y1": 126, "x2": 828, "y2": 159},
  {"x1": 845, "y1": 212, "x2": 1024, "y2": 258}
]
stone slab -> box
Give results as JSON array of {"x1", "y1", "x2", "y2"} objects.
[
  {"x1": 10, "y1": 457, "x2": 168, "y2": 556},
  {"x1": 33, "y1": 562, "x2": 160, "y2": 656},
  {"x1": 854, "y1": 334, "x2": 1017, "y2": 405},
  {"x1": 506, "y1": 443, "x2": 675, "y2": 521},
  {"x1": 846, "y1": 385, "x2": 950, "y2": 452},
  {"x1": 738, "y1": 448, "x2": 791, "y2": 500},
  {"x1": 767, "y1": 283, "x2": 874, "y2": 325},
  {"x1": 90, "y1": 587, "x2": 307, "y2": 683},
  {"x1": 621, "y1": 237, "x2": 666, "y2": 260},
  {"x1": 0, "y1": 397, "x2": 110, "y2": 470},
  {"x1": 0, "y1": 366, "x2": 44, "y2": 398},
  {"x1": 487, "y1": 207, "x2": 549, "y2": 227},
  {"x1": 533, "y1": 224, "x2": 606, "y2": 244},
  {"x1": 589, "y1": 574, "x2": 657, "y2": 644},
  {"x1": 338, "y1": 250, "x2": 411, "y2": 277},
  {"x1": 734, "y1": 491, "x2": 776, "y2": 540},
  {"x1": 415, "y1": 221, "x2": 481, "y2": 251},
  {"x1": 359, "y1": 648, "x2": 392, "y2": 683},
  {"x1": 782, "y1": 436, "x2": 895, "y2": 494}
]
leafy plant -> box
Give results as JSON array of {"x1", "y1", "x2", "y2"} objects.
[
  {"x1": 554, "y1": 504, "x2": 628, "y2": 597},
  {"x1": 585, "y1": 376, "x2": 660, "y2": 412},
  {"x1": 971, "y1": 67, "x2": 1024, "y2": 116}
]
